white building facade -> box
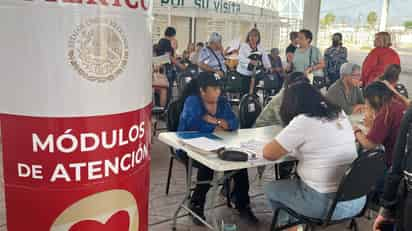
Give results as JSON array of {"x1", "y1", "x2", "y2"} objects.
[{"x1": 152, "y1": 0, "x2": 283, "y2": 53}]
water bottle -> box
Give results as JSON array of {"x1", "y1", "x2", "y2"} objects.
[
  {"x1": 221, "y1": 214, "x2": 238, "y2": 231},
  {"x1": 222, "y1": 223, "x2": 237, "y2": 231}
]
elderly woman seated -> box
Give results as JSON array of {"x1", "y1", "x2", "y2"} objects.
[{"x1": 326, "y1": 63, "x2": 364, "y2": 115}]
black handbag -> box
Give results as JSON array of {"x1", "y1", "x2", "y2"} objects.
[
  {"x1": 224, "y1": 71, "x2": 243, "y2": 92},
  {"x1": 247, "y1": 50, "x2": 264, "y2": 72},
  {"x1": 263, "y1": 73, "x2": 282, "y2": 91},
  {"x1": 217, "y1": 148, "x2": 249, "y2": 162}
]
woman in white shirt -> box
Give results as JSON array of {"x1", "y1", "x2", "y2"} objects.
[
  {"x1": 237, "y1": 28, "x2": 271, "y2": 95},
  {"x1": 263, "y1": 82, "x2": 365, "y2": 231}
]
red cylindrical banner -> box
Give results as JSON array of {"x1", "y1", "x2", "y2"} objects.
[{"x1": 0, "y1": 1, "x2": 152, "y2": 230}]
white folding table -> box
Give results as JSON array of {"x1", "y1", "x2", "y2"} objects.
[
  {"x1": 158, "y1": 115, "x2": 364, "y2": 230},
  {"x1": 158, "y1": 126, "x2": 292, "y2": 230}
]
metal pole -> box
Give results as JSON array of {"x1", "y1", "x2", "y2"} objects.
[
  {"x1": 168, "y1": 4, "x2": 172, "y2": 26},
  {"x1": 303, "y1": 0, "x2": 321, "y2": 46},
  {"x1": 379, "y1": 0, "x2": 390, "y2": 31}
]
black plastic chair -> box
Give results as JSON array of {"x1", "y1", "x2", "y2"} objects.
[
  {"x1": 165, "y1": 99, "x2": 185, "y2": 195},
  {"x1": 270, "y1": 148, "x2": 386, "y2": 231},
  {"x1": 239, "y1": 94, "x2": 262, "y2": 129},
  {"x1": 177, "y1": 74, "x2": 194, "y2": 96},
  {"x1": 152, "y1": 88, "x2": 168, "y2": 137},
  {"x1": 313, "y1": 76, "x2": 327, "y2": 89},
  {"x1": 176, "y1": 64, "x2": 198, "y2": 94},
  {"x1": 257, "y1": 73, "x2": 283, "y2": 105},
  {"x1": 185, "y1": 64, "x2": 199, "y2": 76},
  {"x1": 224, "y1": 71, "x2": 244, "y2": 106},
  {"x1": 396, "y1": 83, "x2": 409, "y2": 98},
  {"x1": 224, "y1": 71, "x2": 243, "y2": 92},
  {"x1": 152, "y1": 106, "x2": 166, "y2": 137}
]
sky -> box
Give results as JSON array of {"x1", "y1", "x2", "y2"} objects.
[{"x1": 320, "y1": 0, "x2": 412, "y2": 26}]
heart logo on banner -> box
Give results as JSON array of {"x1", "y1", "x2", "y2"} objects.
[
  {"x1": 69, "y1": 211, "x2": 130, "y2": 231},
  {"x1": 50, "y1": 190, "x2": 139, "y2": 231}
]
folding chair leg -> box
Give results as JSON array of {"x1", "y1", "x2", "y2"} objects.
[
  {"x1": 366, "y1": 209, "x2": 373, "y2": 220},
  {"x1": 275, "y1": 164, "x2": 280, "y2": 180},
  {"x1": 304, "y1": 224, "x2": 312, "y2": 231},
  {"x1": 270, "y1": 209, "x2": 280, "y2": 231},
  {"x1": 165, "y1": 156, "x2": 174, "y2": 195},
  {"x1": 348, "y1": 219, "x2": 358, "y2": 231},
  {"x1": 152, "y1": 121, "x2": 158, "y2": 137},
  {"x1": 224, "y1": 179, "x2": 233, "y2": 208}
]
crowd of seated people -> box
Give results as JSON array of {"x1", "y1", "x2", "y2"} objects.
[{"x1": 153, "y1": 27, "x2": 411, "y2": 230}]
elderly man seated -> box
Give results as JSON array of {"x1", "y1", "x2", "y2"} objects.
[{"x1": 326, "y1": 63, "x2": 364, "y2": 115}]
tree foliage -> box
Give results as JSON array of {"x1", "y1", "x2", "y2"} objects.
[
  {"x1": 404, "y1": 21, "x2": 412, "y2": 29},
  {"x1": 324, "y1": 13, "x2": 336, "y2": 26},
  {"x1": 320, "y1": 13, "x2": 336, "y2": 28},
  {"x1": 367, "y1": 11, "x2": 378, "y2": 28}
]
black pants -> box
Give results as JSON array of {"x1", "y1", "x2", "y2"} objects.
[
  {"x1": 239, "y1": 73, "x2": 263, "y2": 96},
  {"x1": 191, "y1": 164, "x2": 251, "y2": 209},
  {"x1": 327, "y1": 73, "x2": 340, "y2": 87},
  {"x1": 399, "y1": 192, "x2": 412, "y2": 230},
  {"x1": 165, "y1": 66, "x2": 176, "y2": 104}
]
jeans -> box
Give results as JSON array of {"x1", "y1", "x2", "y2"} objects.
[
  {"x1": 265, "y1": 179, "x2": 366, "y2": 225},
  {"x1": 371, "y1": 166, "x2": 391, "y2": 205},
  {"x1": 400, "y1": 192, "x2": 412, "y2": 230}
]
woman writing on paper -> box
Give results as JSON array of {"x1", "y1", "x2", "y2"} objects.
[
  {"x1": 262, "y1": 81, "x2": 364, "y2": 231},
  {"x1": 177, "y1": 72, "x2": 259, "y2": 226}
]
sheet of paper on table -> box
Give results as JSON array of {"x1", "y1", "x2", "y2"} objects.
[
  {"x1": 349, "y1": 113, "x2": 364, "y2": 124},
  {"x1": 349, "y1": 113, "x2": 368, "y2": 132},
  {"x1": 180, "y1": 137, "x2": 272, "y2": 163},
  {"x1": 180, "y1": 137, "x2": 225, "y2": 152},
  {"x1": 239, "y1": 139, "x2": 270, "y2": 161}
]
